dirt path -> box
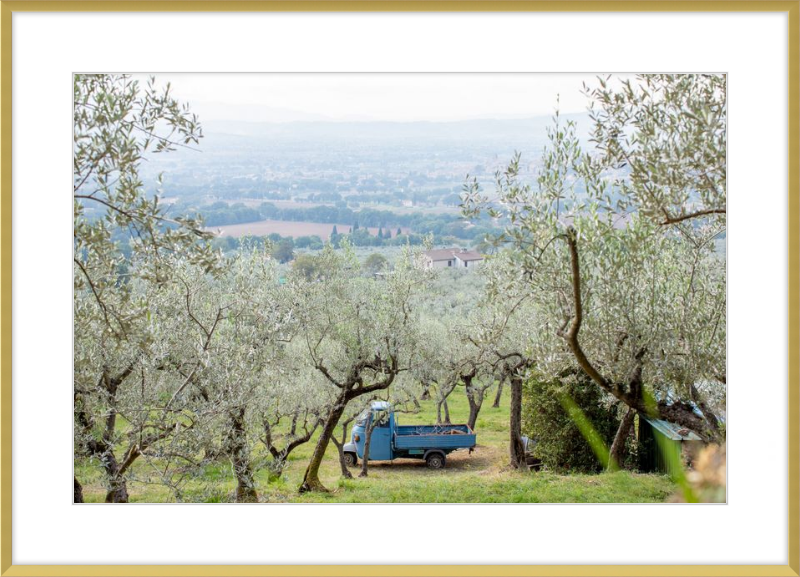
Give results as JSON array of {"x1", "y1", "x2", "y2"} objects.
[{"x1": 358, "y1": 443, "x2": 503, "y2": 476}]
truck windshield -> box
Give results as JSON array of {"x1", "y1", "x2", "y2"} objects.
[{"x1": 355, "y1": 409, "x2": 370, "y2": 427}]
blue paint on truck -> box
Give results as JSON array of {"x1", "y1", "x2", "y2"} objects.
[{"x1": 343, "y1": 401, "x2": 476, "y2": 469}]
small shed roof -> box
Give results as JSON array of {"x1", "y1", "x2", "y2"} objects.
[{"x1": 642, "y1": 416, "x2": 702, "y2": 441}]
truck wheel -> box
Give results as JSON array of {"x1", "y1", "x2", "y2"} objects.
[
  {"x1": 344, "y1": 452, "x2": 357, "y2": 467},
  {"x1": 426, "y1": 453, "x2": 446, "y2": 469}
]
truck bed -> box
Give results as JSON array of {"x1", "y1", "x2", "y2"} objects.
[{"x1": 393, "y1": 424, "x2": 476, "y2": 451}]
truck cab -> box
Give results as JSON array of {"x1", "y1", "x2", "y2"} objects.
[{"x1": 343, "y1": 401, "x2": 476, "y2": 469}]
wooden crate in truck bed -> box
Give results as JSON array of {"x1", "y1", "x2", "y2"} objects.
[{"x1": 393, "y1": 424, "x2": 476, "y2": 451}]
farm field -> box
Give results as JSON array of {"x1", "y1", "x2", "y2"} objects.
[
  {"x1": 213, "y1": 197, "x2": 462, "y2": 215},
  {"x1": 359, "y1": 202, "x2": 462, "y2": 215},
  {"x1": 225, "y1": 198, "x2": 329, "y2": 209},
  {"x1": 75, "y1": 389, "x2": 678, "y2": 504},
  {"x1": 206, "y1": 219, "x2": 409, "y2": 239}
]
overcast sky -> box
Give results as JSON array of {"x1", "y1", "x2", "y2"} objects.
[{"x1": 135, "y1": 73, "x2": 633, "y2": 123}]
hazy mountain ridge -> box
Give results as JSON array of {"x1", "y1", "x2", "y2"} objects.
[{"x1": 202, "y1": 112, "x2": 592, "y2": 144}]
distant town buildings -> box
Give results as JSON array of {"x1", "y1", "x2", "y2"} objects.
[{"x1": 423, "y1": 248, "x2": 484, "y2": 269}]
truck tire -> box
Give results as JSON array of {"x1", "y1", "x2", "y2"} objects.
[
  {"x1": 426, "y1": 453, "x2": 446, "y2": 469},
  {"x1": 344, "y1": 452, "x2": 357, "y2": 467}
]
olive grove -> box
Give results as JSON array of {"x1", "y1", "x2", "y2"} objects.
[
  {"x1": 463, "y1": 74, "x2": 727, "y2": 466},
  {"x1": 74, "y1": 73, "x2": 727, "y2": 501}
]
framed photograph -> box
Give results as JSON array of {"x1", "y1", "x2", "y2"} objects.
[{"x1": 2, "y1": 1, "x2": 798, "y2": 575}]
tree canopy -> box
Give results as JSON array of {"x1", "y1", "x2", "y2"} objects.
[{"x1": 463, "y1": 74, "x2": 726, "y2": 445}]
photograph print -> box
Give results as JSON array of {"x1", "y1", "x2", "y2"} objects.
[{"x1": 73, "y1": 73, "x2": 726, "y2": 504}]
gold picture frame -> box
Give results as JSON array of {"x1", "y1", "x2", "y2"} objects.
[{"x1": 2, "y1": 1, "x2": 798, "y2": 575}]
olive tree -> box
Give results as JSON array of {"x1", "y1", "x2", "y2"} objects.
[
  {"x1": 411, "y1": 315, "x2": 459, "y2": 424},
  {"x1": 413, "y1": 312, "x2": 488, "y2": 428},
  {"x1": 74, "y1": 266, "x2": 219, "y2": 502},
  {"x1": 463, "y1": 78, "x2": 726, "y2": 458},
  {"x1": 470, "y1": 257, "x2": 541, "y2": 468},
  {"x1": 73, "y1": 74, "x2": 218, "y2": 500},
  {"x1": 162, "y1": 247, "x2": 304, "y2": 502},
  {"x1": 257, "y1": 357, "x2": 328, "y2": 481},
  {"x1": 295, "y1": 244, "x2": 431, "y2": 493},
  {"x1": 75, "y1": 243, "x2": 301, "y2": 503}
]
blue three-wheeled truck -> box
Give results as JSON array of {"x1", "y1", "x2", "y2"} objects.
[{"x1": 343, "y1": 401, "x2": 477, "y2": 469}]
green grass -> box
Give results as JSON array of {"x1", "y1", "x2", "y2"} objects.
[{"x1": 75, "y1": 388, "x2": 677, "y2": 503}]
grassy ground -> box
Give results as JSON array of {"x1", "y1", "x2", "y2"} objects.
[{"x1": 76, "y1": 388, "x2": 677, "y2": 503}]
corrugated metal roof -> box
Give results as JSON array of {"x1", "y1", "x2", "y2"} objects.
[
  {"x1": 665, "y1": 391, "x2": 705, "y2": 418},
  {"x1": 642, "y1": 416, "x2": 702, "y2": 441}
]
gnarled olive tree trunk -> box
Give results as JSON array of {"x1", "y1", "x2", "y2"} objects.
[
  {"x1": 226, "y1": 407, "x2": 258, "y2": 503},
  {"x1": 560, "y1": 228, "x2": 723, "y2": 442},
  {"x1": 78, "y1": 363, "x2": 180, "y2": 504},
  {"x1": 300, "y1": 393, "x2": 348, "y2": 493},
  {"x1": 105, "y1": 469, "x2": 130, "y2": 503},
  {"x1": 262, "y1": 412, "x2": 320, "y2": 479},
  {"x1": 608, "y1": 362, "x2": 643, "y2": 470},
  {"x1": 464, "y1": 374, "x2": 484, "y2": 431},
  {"x1": 437, "y1": 396, "x2": 451, "y2": 425},
  {"x1": 509, "y1": 375, "x2": 526, "y2": 469},
  {"x1": 609, "y1": 407, "x2": 636, "y2": 471},
  {"x1": 300, "y1": 354, "x2": 399, "y2": 493},
  {"x1": 436, "y1": 382, "x2": 455, "y2": 425},
  {"x1": 330, "y1": 420, "x2": 354, "y2": 480},
  {"x1": 77, "y1": 365, "x2": 134, "y2": 503},
  {"x1": 492, "y1": 380, "x2": 504, "y2": 408},
  {"x1": 420, "y1": 381, "x2": 432, "y2": 401},
  {"x1": 74, "y1": 477, "x2": 84, "y2": 503},
  {"x1": 359, "y1": 416, "x2": 379, "y2": 478}
]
